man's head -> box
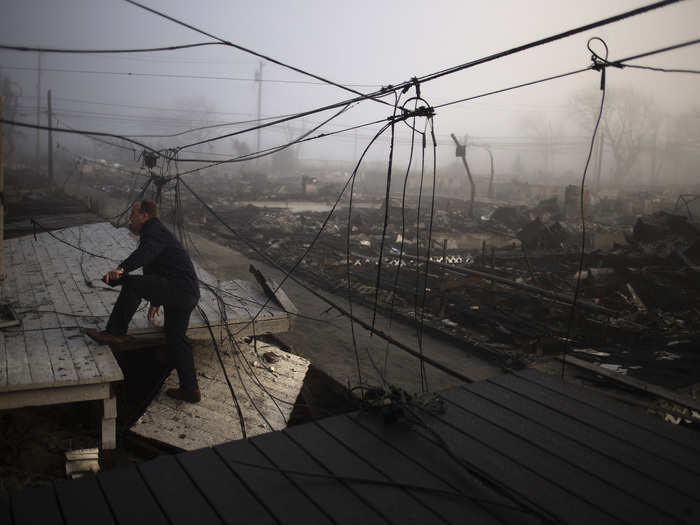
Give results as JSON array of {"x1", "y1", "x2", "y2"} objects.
[{"x1": 129, "y1": 200, "x2": 158, "y2": 234}]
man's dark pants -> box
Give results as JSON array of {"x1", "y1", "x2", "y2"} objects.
[{"x1": 106, "y1": 275, "x2": 199, "y2": 391}]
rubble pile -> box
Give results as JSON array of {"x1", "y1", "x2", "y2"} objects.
[{"x1": 190, "y1": 192, "x2": 699, "y2": 390}]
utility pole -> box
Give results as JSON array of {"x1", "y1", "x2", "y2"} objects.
[
  {"x1": 595, "y1": 129, "x2": 604, "y2": 192},
  {"x1": 35, "y1": 52, "x2": 42, "y2": 175},
  {"x1": 0, "y1": 97, "x2": 4, "y2": 278},
  {"x1": 255, "y1": 61, "x2": 264, "y2": 159},
  {"x1": 47, "y1": 89, "x2": 53, "y2": 182},
  {"x1": 354, "y1": 129, "x2": 358, "y2": 164},
  {"x1": 450, "y1": 133, "x2": 475, "y2": 219},
  {"x1": 485, "y1": 146, "x2": 495, "y2": 200}
]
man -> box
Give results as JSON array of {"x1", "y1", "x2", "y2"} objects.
[{"x1": 86, "y1": 200, "x2": 202, "y2": 403}]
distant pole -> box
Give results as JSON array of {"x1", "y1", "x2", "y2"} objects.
[
  {"x1": 35, "y1": 52, "x2": 42, "y2": 175},
  {"x1": 354, "y1": 129, "x2": 358, "y2": 164},
  {"x1": 450, "y1": 133, "x2": 475, "y2": 219},
  {"x1": 486, "y1": 146, "x2": 495, "y2": 200},
  {"x1": 47, "y1": 89, "x2": 53, "y2": 183},
  {"x1": 0, "y1": 97, "x2": 4, "y2": 278},
  {"x1": 595, "y1": 129, "x2": 604, "y2": 192},
  {"x1": 255, "y1": 61, "x2": 264, "y2": 160}
]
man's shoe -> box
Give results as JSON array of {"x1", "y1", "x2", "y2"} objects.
[
  {"x1": 166, "y1": 388, "x2": 201, "y2": 403},
  {"x1": 85, "y1": 329, "x2": 127, "y2": 345}
]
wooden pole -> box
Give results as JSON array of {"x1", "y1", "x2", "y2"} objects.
[
  {"x1": 450, "y1": 133, "x2": 475, "y2": 219},
  {"x1": 595, "y1": 129, "x2": 604, "y2": 192},
  {"x1": 486, "y1": 147, "x2": 495, "y2": 200},
  {"x1": 35, "y1": 52, "x2": 41, "y2": 175},
  {"x1": 255, "y1": 61, "x2": 263, "y2": 162},
  {"x1": 47, "y1": 89, "x2": 53, "y2": 183},
  {"x1": 0, "y1": 96, "x2": 4, "y2": 278}
]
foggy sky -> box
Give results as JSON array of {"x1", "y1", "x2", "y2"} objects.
[{"x1": 1, "y1": 0, "x2": 699, "y2": 179}]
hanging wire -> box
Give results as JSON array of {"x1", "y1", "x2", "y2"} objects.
[{"x1": 561, "y1": 37, "x2": 610, "y2": 377}]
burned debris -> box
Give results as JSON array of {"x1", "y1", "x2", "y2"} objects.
[{"x1": 177, "y1": 181, "x2": 700, "y2": 396}]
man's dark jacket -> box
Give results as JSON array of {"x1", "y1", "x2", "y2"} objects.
[{"x1": 119, "y1": 217, "x2": 200, "y2": 302}]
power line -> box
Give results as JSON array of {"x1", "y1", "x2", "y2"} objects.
[
  {"x1": 137, "y1": 1, "x2": 692, "y2": 154},
  {"x1": 122, "y1": 0, "x2": 392, "y2": 107},
  {"x1": 413, "y1": 0, "x2": 684, "y2": 85},
  {"x1": 0, "y1": 42, "x2": 226, "y2": 54},
  {"x1": 612, "y1": 36, "x2": 700, "y2": 64},
  {"x1": 17, "y1": 104, "x2": 290, "y2": 131},
  {"x1": 1, "y1": 65, "x2": 379, "y2": 88},
  {"x1": 0, "y1": 118, "x2": 155, "y2": 153},
  {"x1": 5, "y1": 0, "x2": 690, "y2": 163},
  {"x1": 435, "y1": 37, "x2": 700, "y2": 110},
  {"x1": 435, "y1": 67, "x2": 590, "y2": 110},
  {"x1": 166, "y1": 117, "x2": 388, "y2": 170},
  {"x1": 18, "y1": 94, "x2": 273, "y2": 117},
  {"x1": 6, "y1": 23, "x2": 695, "y2": 165},
  {"x1": 617, "y1": 64, "x2": 700, "y2": 74}
]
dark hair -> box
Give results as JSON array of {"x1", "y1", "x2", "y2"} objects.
[{"x1": 139, "y1": 200, "x2": 159, "y2": 218}]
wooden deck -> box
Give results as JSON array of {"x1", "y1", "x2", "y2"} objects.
[
  {"x1": 0, "y1": 222, "x2": 295, "y2": 450},
  {"x1": 4, "y1": 368, "x2": 699, "y2": 524},
  {"x1": 0, "y1": 231, "x2": 123, "y2": 449}
]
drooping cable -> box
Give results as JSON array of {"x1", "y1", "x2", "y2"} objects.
[
  {"x1": 562, "y1": 38, "x2": 609, "y2": 377},
  {"x1": 122, "y1": 0, "x2": 391, "y2": 107},
  {"x1": 178, "y1": 170, "x2": 474, "y2": 383},
  {"x1": 1, "y1": 65, "x2": 380, "y2": 88},
  {"x1": 0, "y1": 42, "x2": 226, "y2": 54},
  {"x1": 382, "y1": 97, "x2": 422, "y2": 379}
]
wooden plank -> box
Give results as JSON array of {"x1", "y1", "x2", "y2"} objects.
[
  {"x1": 4, "y1": 331, "x2": 31, "y2": 389},
  {"x1": 523, "y1": 367, "x2": 700, "y2": 453},
  {"x1": 349, "y1": 411, "x2": 539, "y2": 525},
  {"x1": 561, "y1": 355, "x2": 700, "y2": 413},
  {"x1": 319, "y1": 414, "x2": 505, "y2": 524},
  {"x1": 47, "y1": 228, "x2": 112, "y2": 321},
  {"x1": 0, "y1": 382, "x2": 109, "y2": 410},
  {"x1": 250, "y1": 429, "x2": 385, "y2": 525},
  {"x1": 29, "y1": 239, "x2": 84, "y2": 387},
  {"x1": 437, "y1": 386, "x2": 675, "y2": 524},
  {"x1": 178, "y1": 447, "x2": 277, "y2": 525},
  {"x1": 127, "y1": 315, "x2": 291, "y2": 341},
  {"x1": 55, "y1": 476, "x2": 116, "y2": 525},
  {"x1": 215, "y1": 438, "x2": 333, "y2": 524},
  {"x1": 2, "y1": 241, "x2": 31, "y2": 390},
  {"x1": 14, "y1": 238, "x2": 55, "y2": 387},
  {"x1": 495, "y1": 371, "x2": 700, "y2": 473},
  {"x1": 98, "y1": 464, "x2": 169, "y2": 525},
  {"x1": 409, "y1": 403, "x2": 615, "y2": 524},
  {"x1": 138, "y1": 455, "x2": 224, "y2": 525},
  {"x1": 284, "y1": 420, "x2": 440, "y2": 525},
  {"x1": 468, "y1": 378, "x2": 700, "y2": 503},
  {"x1": 443, "y1": 385, "x2": 694, "y2": 523},
  {"x1": 32, "y1": 235, "x2": 105, "y2": 385},
  {"x1": 130, "y1": 340, "x2": 307, "y2": 451},
  {"x1": 11, "y1": 485, "x2": 64, "y2": 525}
]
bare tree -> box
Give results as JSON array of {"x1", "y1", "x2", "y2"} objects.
[{"x1": 572, "y1": 87, "x2": 660, "y2": 183}]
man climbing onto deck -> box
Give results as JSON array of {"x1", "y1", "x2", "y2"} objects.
[{"x1": 86, "y1": 200, "x2": 202, "y2": 403}]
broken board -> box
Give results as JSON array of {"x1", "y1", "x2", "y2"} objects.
[{"x1": 130, "y1": 338, "x2": 310, "y2": 450}]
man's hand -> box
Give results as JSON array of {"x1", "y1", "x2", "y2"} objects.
[
  {"x1": 102, "y1": 268, "x2": 124, "y2": 284},
  {"x1": 148, "y1": 305, "x2": 161, "y2": 321}
]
